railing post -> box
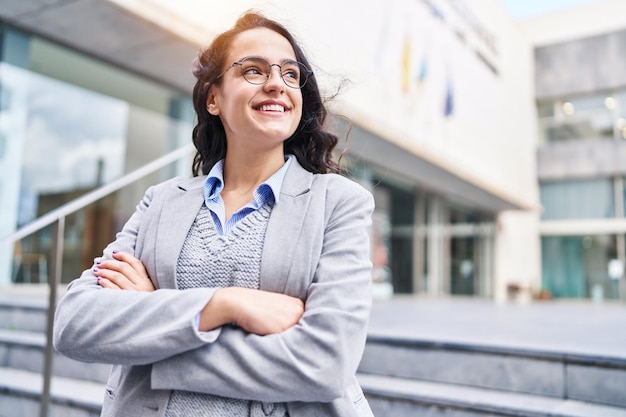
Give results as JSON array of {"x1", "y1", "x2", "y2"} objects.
[{"x1": 40, "y1": 217, "x2": 64, "y2": 417}]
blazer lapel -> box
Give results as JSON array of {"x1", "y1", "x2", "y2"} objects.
[
  {"x1": 154, "y1": 176, "x2": 206, "y2": 289},
  {"x1": 260, "y1": 159, "x2": 313, "y2": 295}
]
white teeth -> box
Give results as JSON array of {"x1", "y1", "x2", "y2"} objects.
[{"x1": 258, "y1": 104, "x2": 285, "y2": 112}]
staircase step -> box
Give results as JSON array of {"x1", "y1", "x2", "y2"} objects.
[
  {"x1": 0, "y1": 328, "x2": 111, "y2": 384},
  {"x1": 359, "y1": 332, "x2": 626, "y2": 408},
  {"x1": 0, "y1": 296, "x2": 48, "y2": 333},
  {"x1": 0, "y1": 366, "x2": 103, "y2": 417},
  {"x1": 358, "y1": 373, "x2": 626, "y2": 417}
]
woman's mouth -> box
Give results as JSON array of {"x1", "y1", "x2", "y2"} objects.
[{"x1": 256, "y1": 104, "x2": 286, "y2": 112}]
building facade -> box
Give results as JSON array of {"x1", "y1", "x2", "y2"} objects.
[
  {"x1": 521, "y1": 0, "x2": 626, "y2": 302},
  {"x1": 0, "y1": 0, "x2": 542, "y2": 301}
]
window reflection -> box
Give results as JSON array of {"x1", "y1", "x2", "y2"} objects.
[
  {"x1": 1, "y1": 26, "x2": 195, "y2": 286},
  {"x1": 540, "y1": 178, "x2": 614, "y2": 220},
  {"x1": 16, "y1": 64, "x2": 128, "y2": 226},
  {"x1": 538, "y1": 92, "x2": 618, "y2": 144},
  {"x1": 542, "y1": 235, "x2": 619, "y2": 300}
]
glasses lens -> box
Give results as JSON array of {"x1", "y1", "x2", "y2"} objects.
[
  {"x1": 240, "y1": 57, "x2": 271, "y2": 85},
  {"x1": 281, "y1": 61, "x2": 306, "y2": 88},
  {"x1": 239, "y1": 57, "x2": 310, "y2": 88}
]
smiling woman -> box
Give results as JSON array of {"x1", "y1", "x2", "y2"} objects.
[{"x1": 53, "y1": 11, "x2": 376, "y2": 417}]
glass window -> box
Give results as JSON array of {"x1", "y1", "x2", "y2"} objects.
[
  {"x1": 28, "y1": 36, "x2": 179, "y2": 115},
  {"x1": 450, "y1": 236, "x2": 476, "y2": 295},
  {"x1": 568, "y1": 94, "x2": 610, "y2": 112},
  {"x1": 621, "y1": 177, "x2": 626, "y2": 216},
  {"x1": 389, "y1": 185, "x2": 415, "y2": 294},
  {"x1": 1, "y1": 25, "x2": 30, "y2": 68},
  {"x1": 616, "y1": 90, "x2": 626, "y2": 140},
  {"x1": 537, "y1": 100, "x2": 554, "y2": 118},
  {"x1": 539, "y1": 92, "x2": 616, "y2": 143},
  {"x1": 540, "y1": 178, "x2": 614, "y2": 220},
  {"x1": 541, "y1": 235, "x2": 619, "y2": 300},
  {"x1": 446, "y1": 201, "x2": 494, "y2": 297},
  {"x1": 448, "y1": 202, "x2": 488, "y2": 224},
  {"x1": 371, "y1": 180, "x2": 415, "y2": 295},
  {"x1": 13, "y1": 65, "x2": 128, "y2": 225},
  {"x1": 371, "y1": 187, "x2": 393, "y2": 299},
  {"x1": 1, "y1": 26, "x2": 194, "y2": 286},
  {"x1": 1, "y1": 26, "x2": 194, "y2": 226}
]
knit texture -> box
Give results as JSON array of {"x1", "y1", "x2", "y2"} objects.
[{"x1": 164, "y1": 203, "x2": 288, "y2": 417}]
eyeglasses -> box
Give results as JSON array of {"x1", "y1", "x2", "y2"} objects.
[{"x1": 216, "y1": 56, "x2": 313, "y2": 89}]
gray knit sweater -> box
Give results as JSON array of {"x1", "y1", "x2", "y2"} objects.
[{"x1": 164, "y1": 204, "x2": 288, "y2": 417}]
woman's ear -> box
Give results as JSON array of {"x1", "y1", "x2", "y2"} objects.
[{"x1": 206, "y1": 87, "x2": 220, "y2": 115}]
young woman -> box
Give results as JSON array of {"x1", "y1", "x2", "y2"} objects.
[{"x1": 54, "y1": 11, "x2": 375, "y2": 417}]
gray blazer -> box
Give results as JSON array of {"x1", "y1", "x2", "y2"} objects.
[{"x1": 54, "y1": 158, "x2": 376, "y2": 417}]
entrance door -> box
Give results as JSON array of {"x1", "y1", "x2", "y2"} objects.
[{"x1": 450, "y1": 236, "x2": 476, "y2": 295}]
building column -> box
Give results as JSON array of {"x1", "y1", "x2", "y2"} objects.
[
  {"x1": 426, "y1": 196, "x2": 445, "y2": 296},
  {"x1": 412, "y1": 191, "x2": 425, "y2": 294},
  {"x1": 614, "y1": 176, "x2": 626, "y2": 302}
]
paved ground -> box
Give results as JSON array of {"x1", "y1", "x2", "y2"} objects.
[{"x1": 368, "y1": 295, "x2": 626, "y2": 359}]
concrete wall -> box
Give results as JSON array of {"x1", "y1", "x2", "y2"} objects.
[{"x1": 535, "y1": 28, "x2": 626, "y2": 98}]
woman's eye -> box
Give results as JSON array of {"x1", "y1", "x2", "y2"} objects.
[
  {"x1": 283, "y1": 70, "x2": 298, "y2": 79},
  {"x1": 243, "y1": 67, "x2": 264, "y2": 76}
]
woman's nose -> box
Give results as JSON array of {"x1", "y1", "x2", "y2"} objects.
[{"x1": 264, "y1": 65, "x2": 286, "y2": 91}]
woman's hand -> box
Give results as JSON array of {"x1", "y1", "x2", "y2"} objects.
[
  {"x1": 200, "y1": 287, "x2": 304, "y2": 335},
  {"x1": 94, "y1": 251, "x2": 155, "y2": 292}
]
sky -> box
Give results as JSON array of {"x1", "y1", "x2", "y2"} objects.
[{"x1": 499, "y1": 0, "x2": 599, "y2": 19}]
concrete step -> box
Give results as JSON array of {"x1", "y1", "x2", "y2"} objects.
[
  {"x1": 0, "y1": 296, "x2": 48, "y2": 333},
  {"x1": 359, "y1": 373, "x2": 626, "y2": 417},
  {"x1": 359, "y1": 332, "x2": 626, "y2": 409},
  {"x1": 0, "y1": 367, "x2": 103, "y2": 417},
  {"x1": 0, "y1": 328, "x2": 110, "y2": 384}
]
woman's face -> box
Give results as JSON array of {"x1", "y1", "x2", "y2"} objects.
[{"x1": 207, "y1": 27, "x2": 303, "y2": 154}]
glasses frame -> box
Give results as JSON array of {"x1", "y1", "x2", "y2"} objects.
[{"x1": 216, "y1": 56, "x2": 313, "y2": 89}]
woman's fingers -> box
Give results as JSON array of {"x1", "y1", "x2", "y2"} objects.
[
  {"x1": 95, "y1": 277, "x2": 121, "y2": 290},
  {"x1": 112, "y1": 251, "x2": 148, "y2": 277},
  {"x1": 95, "y1": 252, "x2": 154, "y2": 292},
  {"x1": 94, "y1": 265, "x2": 134, "y2": 289}
]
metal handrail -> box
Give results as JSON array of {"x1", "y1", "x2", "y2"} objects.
[
  {"x1": 0, "y1": 143, "x2": 196, "y2": 246},
  {"x1": 1, "y1": 143, "x2": 195, "y2": 417}
]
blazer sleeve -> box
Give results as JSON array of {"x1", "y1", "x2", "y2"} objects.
[
  {"x1": 53, "y1": 181, "x2": 221, "y2": 365},
  {"x1": 151, "y1": 178, "x2": 374, "y2": 403}
]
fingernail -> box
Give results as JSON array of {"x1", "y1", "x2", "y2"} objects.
[
  {"x1": 112, "y1": 250, "x2": 119, "y2": 254},
  {"x1": 96, "y1": 260, "x2": 102, "y2": 264},
  {"x1": 93, "y1": 267, "x2": 99, "y2": 272}
]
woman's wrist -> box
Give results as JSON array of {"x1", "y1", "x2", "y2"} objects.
[{"x1": 199, "y1": 288, "x2": 236, "y2": 331}]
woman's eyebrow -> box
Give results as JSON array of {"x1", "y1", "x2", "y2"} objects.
[{"x1": 236, "y1": 55, "x2": 298, "y2": 64}]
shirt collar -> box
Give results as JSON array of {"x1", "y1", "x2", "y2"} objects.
[
  {"x1": 203, "y1": 155, "x2": 293, "y2": 207},
  {"x1": 204, "y1": 159, "x2": 225, "y2": 204}
]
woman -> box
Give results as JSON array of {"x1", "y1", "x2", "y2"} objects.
[{"x1": 54, "y1": 11, "x2": 375, "y2": 417}]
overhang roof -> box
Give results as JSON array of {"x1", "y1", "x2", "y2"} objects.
[{"x1": 0, "y1": 0, "x2": 200, "y2": 93}]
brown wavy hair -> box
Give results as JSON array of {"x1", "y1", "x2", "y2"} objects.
[{"x1": 190, "y1": 11, "x2": 342, "y2": 176}]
